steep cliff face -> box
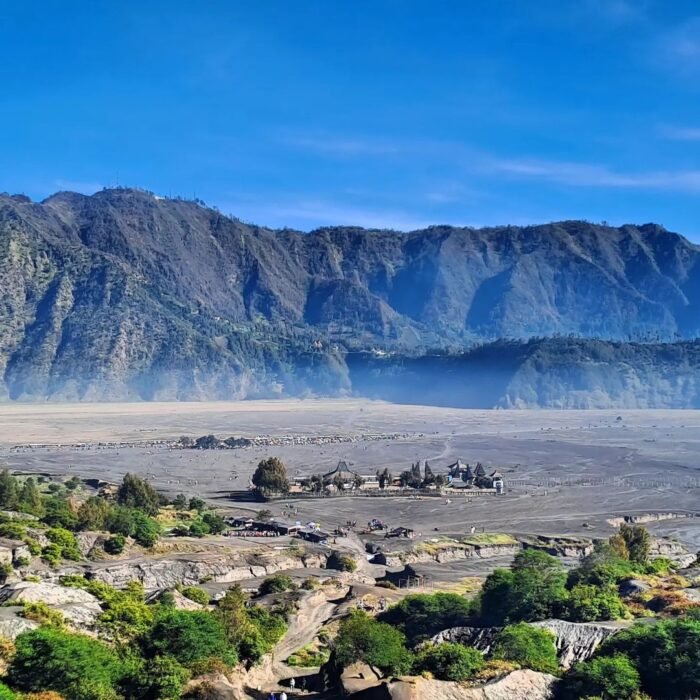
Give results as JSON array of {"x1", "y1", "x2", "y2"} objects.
[{"x1": 2, "y1": 187, "x2": 700, "y2": 403}]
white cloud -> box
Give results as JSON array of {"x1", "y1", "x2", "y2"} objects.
[
  {"x1": 486, "y1": 157, "x2": 700, "y2": 192},
  {"x1": 659, "y1": 125, "x2": 700, "y2": 141}
]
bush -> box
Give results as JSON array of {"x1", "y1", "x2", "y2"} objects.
[
  {"x1": 188, "y1": 520, "x2": 210, "y2": 538},
  {"x1": 479, "y1": 550, "x2": 568, "y2": 625},
  {"x1": 0, "y1": 683, "x2": 16, "y2": 700},
  {"x1": 327, "y1": 551, "x2": 357, "y2": 572},
  {"x1": 379, "y1": 592, "x2": 475, "y2": 645},
  {"x1": 143, "y1": 610, "x2": 237, "y2": 668},
  {"x1": 414, "y1": 642, "x2": 484, "y2": 681},
  {"x1": 104, "y1": 534, "x2": 126, "y2": 555},
  {"x1": 335, "y1": 610, "x2": 412, "y2": 677},
  {"x1": 201, "y1": 512, "x2": 226, "y2": 534},
  {"x1": 45, "y1": 528, "x2": 81, "y2": 561},
  {"x1": 40, "y1": 544, "x2": 62, "y2": 567},
  {"x1": 0, "y1": 523, "x2": 27, "y2": 540},
  {"x1": 135, "y1": 655, "x2": 190, "y2": 700},
  {"x1": 490, "y1": 622, "x2": 558, "y2": 674},
  {"x1": 562, "y1": 654, "x2": 641, "y2": 699},
  {"x1": 179, "y1": 586, "x2": 210, "y2": 605},
  {"x1": 8, "y1": 627, "x2": 125, "y2": 700},
  {"x1": 20, "y1": 602, "x2": 65, "y2": 628},
  {"x1": 132, "y1": 512, "x2": 160, "y2": 548},
  {"x1": 300, "y1": 577, "x2": 319, "y2": 590},
  {"x1": 563, "y1": 584, "x2": 628, "y2": 622},
  {"x1": 258, "y1": 574, "x2": 297, "y2": 596},
  {"x1": 597, "y1": 617, "x2": 700, "y2": 699}
]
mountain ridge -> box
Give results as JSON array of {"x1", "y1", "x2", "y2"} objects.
[{"x1": 1, "y1": 187, "x2": 699, "y2": 404}]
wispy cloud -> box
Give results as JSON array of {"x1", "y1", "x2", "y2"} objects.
[
  {"x1": 485, "y1": 157, "x2": 700, "y2": 192},
  {"x1": 659, "y1": 125, "x2": 700, "y2": 141},
  {"x1": 657, "y1": 16, "x2": 700, "y2": 75},
  {"x1": 221, "y1": 195, "x2": 434, "y2": 231},
  {"x1": 283, "y1": 133, "x2": 402, "y2": 157}
]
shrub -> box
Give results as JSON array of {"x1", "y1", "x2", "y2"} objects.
[
  {"x1": 20, "y1": 602, "x2": 65, "y2": 628},
  {"x1": 563, "y1": 584, "x2": 628, "y2": 622},
  {"x1": 179, "y1": 586, "x2": 210, "y2": 605},
  {"x1": 189, "y1": 497, "x2": 205, "y2": 512},
  {"x1": 300, "y1": 577, "x2": 319, "y2": 590},
  {"x1": 143, "y1": 610, "x2": 237, "y2": 668},
  {"x1": 40, "y1": 544, "x2": 62, "y2": 567},
  {"x1": 0, "y1": 523, "x2": 27, "y2": 540},
  {"x1": 8, "y1": 627, "x2": 125, "y2": 700},
  {"x1": 562, "y1": 654, "x2": 641, "y2": 699},
  {"x1": 132, "y1": 512, "x2": 160, "y2": 548},
  {"x1": 0, "y1": 683, "x2": 16, "y2": 700},
  {"x1": 490, "y1": 622, "x2": 558, "y2": 674},
  {"x1": 335, "y1": 610, "x2": 412, "y2": 677},
  {"x1": 414, "y1": 642, "x2": 484, "y2": 681},
  {"x1": 104, "y1": 534, "x2": 126, "y2": 555},
  {"x1": 258, "y1": 574, "x2": 297, "y2": 596},
  {"x1": 134, "y1": 655, "x2": 190, "y2": 700},
  {"x1": 188, "y1": 520, "x2": 210, "y2": 538},
  {"x1": 327, "y1": 551, "x2": 357, "y2": 572},
  {"x1": 45, "y1": 528, "x2": 81, "y2": 561},
  {"x1": 201, "y1": 511, "x2": 226, "y2": 534}
]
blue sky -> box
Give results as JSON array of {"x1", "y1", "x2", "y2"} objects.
[{"x1": 2, "y1": 1, "x2": 700, "y2": 237}]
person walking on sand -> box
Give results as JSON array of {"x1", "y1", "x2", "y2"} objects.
[{"x1": 290, "y1": 677, "x2": 296, "y2": 691}]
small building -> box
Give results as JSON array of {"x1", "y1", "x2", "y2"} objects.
[
  {"x1": 229, "y1": 516, "x2": 254, "y2": 528},
  {"x1": 490, "y1": 471, "x2": 505, "y2": 494}
]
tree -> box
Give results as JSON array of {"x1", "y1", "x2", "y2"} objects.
[
  {"x1": 563, "y1": 584, "x2": 627, "y2": 622},
  {"x1": 377, "y1": 468, "x2": 392, "y2": 489},
  {"x1": 136, "y1": 655, "x2": 190, "y2": 700},
  {"x1": 491, "y1": 622, "x2": 558, "y2": 674},
  {"x1": 597, "y1": 618, "x2": 700, "y2": 699},
  {"x1": 0, "y1": 470, "x2": 18, "y2": 510},
  {"x1": 132, "y1": 512, "x2": 160, "y2": 547},
  {"x1": 422, "y1": 462, "x2": 436, "y2": 486},
  {"x1": 45, "y1": 528, "x2": 81, "y2": 561},
  {"x1": 252, "y1": 458, "x2": 289, "y2": 495},
  {"x1": 18, "y1": 478, "x2": 43, "y2": 515},
  {"x1": 202, "y1": 511, "x2": 226, "y2": 534},
  {"x1": 172, "y1": 493, "x2": 188, "y2": 509},
  {"x1": 562, "y1": 654, "x2": 641, "y2": 699},
  {"x1": 189, "y1": 497, "x2": 205, "y2": 512},
  {"x1": 479, "y1": 550, "x2": 568, "y2": 624},
  {"x1": 194, "y1": 435, "x2": 220, "y2": 449},
  {"x1": 188, "y1": 520, "x2": 210, "y2": 538},
  {"x1": 618, "y1": 524, "x2": 651, "y2": 565},
  {"x1": 414, "y1": 643, "x2": 483, "y2": 681},
  {"x1": 335, "y1": 610, "x2": 412, "y2": 678},
  {"x1": 42, "y1": 497, "x2": 78, "y2": 530},
  {"x1": 178, "y1": 436, "x2": 194, "y2": 448},
  {"x1": 8, "y1": 627, "x2": 126, "y2": 700},
  {"x1": 116, "y1": 474, "x2": 160, "y2": 516},
  {"x1": 143, "y1": 610, "x2": 237, "y2": 668},
  {"x1": 379, "y1": 593, "x2": 474, "y2": 646},
  {"x1": 77, "y1": 496, "x2": 110, "y2": 530}
]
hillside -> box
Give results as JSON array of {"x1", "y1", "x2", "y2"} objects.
[{"x1": 2, "y1": 187, "x2": 700, "y2": 404}]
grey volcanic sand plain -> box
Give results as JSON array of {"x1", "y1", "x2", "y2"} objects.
[{"x1": 2, "y1": 400, "x2": 699, "y2": 549}]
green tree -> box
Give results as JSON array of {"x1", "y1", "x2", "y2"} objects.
[
  {"x1": 45, "y1": 527, "x2": 81, "y2": 561},
  {"x1": 379, "y1": 592, "x2": 475, "y2": 646},
  {"x1": 479, "y1": 550, "x2": 568, "y2": 624},
  {"x1": 618, "y1": 524, "x2": 651, "y2": 565},
  {"x1": 188, "y1": 520, "x2": 209, "y2": 538},
  {"x1": 598, "y1": 618, "x2": 700, "y2": 699},
  {"x1": 335, "y1": 610, "x2": 412, "y2": 678},
  {"x1": 252, "y1": 457, "x2": 290, "y2": 495},
  {"x1": 132, "y1": 512, "x2": 160, "y2": 548},
  {"x1": 8, "y1": 627, "x2": 125, "y2": 700},
  {"x1": 139, "y1": 655, "x2": 190, "y2": 699},
  {"x1": 42, "y1": 497, "x2": 78, "y2": 530},
  {"x1": 117, "y1": 473, "x2": 161, "y2": 516},
  {"x1": 562, "y1": 654, "x2": 641, "y2": 699},
  {"x1": 18, "y1": 478, "x2": 43, "y2": 515},
  {"x1": 491, "y1": 622, "x2": 558, "y2": 674},
  {"x1": 189, "y1": 497, "x2": 205, "y2": 512},
  {"x1": 202, "y1": 511, "x2": 226, "y2": 534},
  {"x1": 143, "y1": 610, "x2": 237, "y2": 668},
  {"x1": 0, "y1": 682, "x2": 17, "y2": 699},
  {"x1": 172, "y1": 493, "x2": 188, "y2": 509},
  {"x1": 0, "y1": 470, "x2": 18, "y2": 510},
  {"x1": 77, "y1": 496, "x2": 111, "y2": 530},
  {"x1": 413, "y1": 642, "x2": 483, "y2": 681},
  {"x1": 563, "y1": 584, "x2": 627, "y2": 622}
]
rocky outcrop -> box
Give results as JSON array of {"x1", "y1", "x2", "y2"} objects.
[
  {"x1": 531, "y1": 620, "x2": 629, "y2": 669},
  {"x1": 521, "y1": 535, "x2": 594, "y2": 559},
  {"x1": 431, "y1": 619, "x2": 628, "y2": 669},
  {"x1": 378, "y1": 543, "x2": 521, "y2": 567},
  {"x1": 0, "y1": 607, "x2": 39, "y2": 639},
  {"x1": 0, "y1": 581, "x2": 99, "y2": 606},
  {"x1": 57, "y1": 551, "x2": 328, "y2": 590},
  {"x1": 351, "y1": 670, "x2": 557, "y2": 699},
  {"x1": 0, "y1": 538, "x2": 31, "y2": 566},
  {"x1": 430, "y1": 626, "x2": 500, "y2": 653},
  {"x1": 607, "y1": 512, "x2": 697, "y2": 527},
  {"x1": 649, "y1": 538, "x2": 697, "y2": 568}
]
